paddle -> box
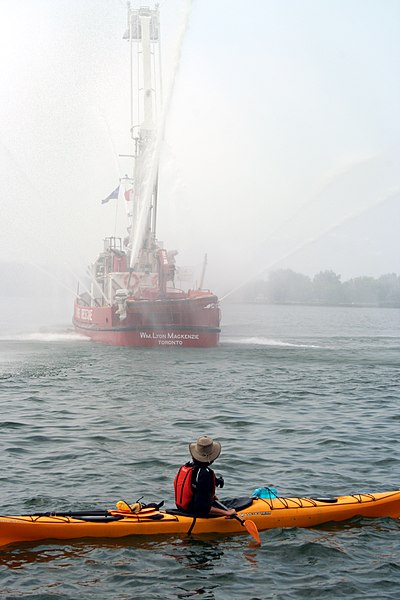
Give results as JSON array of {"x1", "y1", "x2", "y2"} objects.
[{"x1": 217, "y1": 501, "x2": 261, "y2": 545}]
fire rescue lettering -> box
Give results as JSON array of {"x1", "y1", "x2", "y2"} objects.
[{"x1": 76, "y1": 307, "x2": 93, "y2": 322}]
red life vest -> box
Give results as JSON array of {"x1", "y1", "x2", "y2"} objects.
[
  {"x1": 174, "y1": 464, "x2": 217, "y2": 511},
  {"x1": 174, "y1": 464, "x2": 194, "y2": 510}
]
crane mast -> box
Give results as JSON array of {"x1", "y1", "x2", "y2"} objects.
[{"x1": 125, "y1": 4, "x2": 161, "y2": 269}]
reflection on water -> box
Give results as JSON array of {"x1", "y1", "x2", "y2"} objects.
[
  {"x1": 167, "y1": 537, "x2": 225, "y2": 570},
  {"x1": 242, "y1": 550, "x2": 259, "y2": 568},
  {"x1": 0, "y1": 542, "x2": 91, "y2": 570}
]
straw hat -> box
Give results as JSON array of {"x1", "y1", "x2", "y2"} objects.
[{"x1": 189, "y1": 436, "x2": 221, "y2": 463}]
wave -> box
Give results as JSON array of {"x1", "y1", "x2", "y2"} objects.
[
  {"x1": 0, "y1": 331, "x2": 89, "y2": 343},
  {"x1": 222, "y1": 336, "x2": 323, "y2": 348}
]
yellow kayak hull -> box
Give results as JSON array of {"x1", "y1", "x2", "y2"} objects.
[{"x1": 1, "y1": 490, "x2": 399, "y2": 548}]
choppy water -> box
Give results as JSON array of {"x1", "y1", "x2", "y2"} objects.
[{"x1": 0, "y1": 303, "x2": 399, "y2": 599}]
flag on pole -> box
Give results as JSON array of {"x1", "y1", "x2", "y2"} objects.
[
  {"x1": 101, "y1": 186, "x2": 119, "y2": 204},
  {"x1": 124, "y1": 187, "x2": 134, "y2": 202}
]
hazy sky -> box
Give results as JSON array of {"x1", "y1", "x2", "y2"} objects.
[{"x1": 1, "y1": 0, "x2": 399, "y2": 297}]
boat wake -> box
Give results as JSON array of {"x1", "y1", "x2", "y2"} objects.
[
  {"x1": 222, "y1": 336, "x2": 323, "y2": 348},
  {"x1": 0, "y1": 331, "x2": 89, "y2": 343}
]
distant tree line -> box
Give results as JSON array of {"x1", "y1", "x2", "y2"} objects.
[{"x1": 238, "y1": 269, "x2": 400, "y2": 307}]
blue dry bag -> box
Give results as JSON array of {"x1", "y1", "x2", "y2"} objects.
[{"x1": 252, "y1": 486, "x2": 278, "y2": 499}]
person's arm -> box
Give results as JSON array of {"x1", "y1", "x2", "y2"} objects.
[
  {"x1": 209, "y1": 505, "x2": 236, "y2": 517},
  {"x1": 192, "y1": 468, "x2": 214, "y2": 516},
  {"x1": 194, "y1": 468, "x2": 236, "y2": 517}
]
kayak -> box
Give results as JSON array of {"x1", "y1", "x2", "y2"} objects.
[{"x1": 1, "y1": 490, "x2": 399, "y2": 548}]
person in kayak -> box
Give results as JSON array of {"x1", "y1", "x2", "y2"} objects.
[{"x1": 174, "y1": 435, "x2": 236, "y2": 518}]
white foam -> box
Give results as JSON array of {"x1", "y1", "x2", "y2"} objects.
[
  {"x1": 222, "y1": 336, "x2": 322, "y2": 348},
  {"x1": 0, "y1": 331, "x2": 89, "y2": 342}
]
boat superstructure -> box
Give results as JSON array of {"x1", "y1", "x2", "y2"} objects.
[{"x1": 73, "y1": 5, "x2": 220, "y2": 347}]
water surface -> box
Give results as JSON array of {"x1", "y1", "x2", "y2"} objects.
[{"x1": 0, "y1": 303, "x2": 399, "y2": 598}]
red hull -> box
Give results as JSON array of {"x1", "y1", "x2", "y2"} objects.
[{"x1": 73, "y1": 296, "x2": 220, "y2": 348}]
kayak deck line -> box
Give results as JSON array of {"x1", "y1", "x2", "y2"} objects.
[
  {"x1": 0, "y1": 490, "x2": 399, "y2": 548},
  {"x1": 251, "y1": 491, "x2": 397, "y2": 510}
]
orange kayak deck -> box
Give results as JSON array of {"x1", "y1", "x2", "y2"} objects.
[{"x1": 1, "y1": 490, "x2": 399, "y2": 548}]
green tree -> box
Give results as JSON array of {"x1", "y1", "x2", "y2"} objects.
[
  {"x1": 267, "y1": 269, "x2": 313, "y2": 303},
  {"x1": 313, "y1": 270, "x2": 343, "y2": 304},
  {"x1": 342, "y1": 276, "x2": 379, "y2": 304},
  {"x1": 377, "y1": 273, "x2": 400, "y2": 305}
]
